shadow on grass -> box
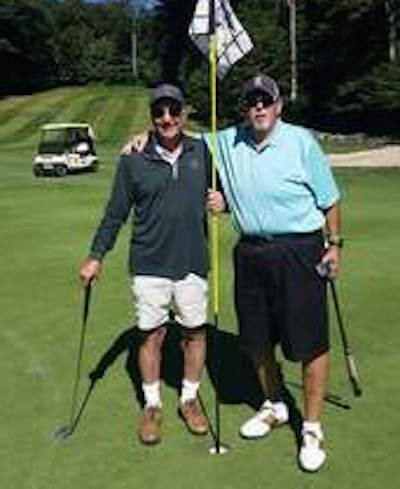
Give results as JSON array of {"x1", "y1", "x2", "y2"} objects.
[
  {"x1": 86, "y1": 320, "x2": 304, "y2": 447},
  {"x1": 90, "y1": 322, "x2": 265, "y2": 406}
]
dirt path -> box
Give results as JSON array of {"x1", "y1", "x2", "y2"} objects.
[{"x1": 330, "y1": 145, "x2": 400, "y2": 167}]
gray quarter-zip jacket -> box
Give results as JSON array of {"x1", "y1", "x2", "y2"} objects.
[{"x1": 90, "y1": 134, "x2": 212, "y2": 280}]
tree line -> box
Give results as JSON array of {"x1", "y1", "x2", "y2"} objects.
[{"x1": 0, "y1": 0, "x2": 399, "y2": 134}]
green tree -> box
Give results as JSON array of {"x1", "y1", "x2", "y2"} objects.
[
  {"x1": 85, "y1": 1, "x2": 132, "y2": 64},
  {"x1": 51, "y1": 0, "x2": 92, "y2": 83},
  {"x1": 302, "y1": 0, "x2": 392, "y2": 131},
  {"x1": 153, "y1": 0, "x2": 197, "y2": 81},
  {"x1": 82, "y1": 37, "x2": 116, "y2": 82},
  {"x1": 51, "y1": 0, "x2": 134, "y2": 84},
  {"x1": 0, "y1": 0, "x2": 57, "y2": 94}
]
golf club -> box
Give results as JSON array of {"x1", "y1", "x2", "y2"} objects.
[
  {"x1": 316, "y1": 261, "x2": 362, "y2": 397},
  {"x1": 55, "y1": 281, "x2": 93, "y2": 441}
]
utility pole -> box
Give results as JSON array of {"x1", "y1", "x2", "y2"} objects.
[
  {"x1": 131, "y1": 0, "x2": 138, "y2": 79},
  {"x1": 385, "y1": 0, "x2": 397, "y2": 62},
  {"x1": 287, "y1": 0, "x2": 297, "y2": 102}
]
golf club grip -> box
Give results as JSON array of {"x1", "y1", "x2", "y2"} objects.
[
  {"x1": 83, "y1": 282, "x2": 92, "y2": 324},
  {"x1": 346, "y1": 354, "x2": 362, "y2": 397}
]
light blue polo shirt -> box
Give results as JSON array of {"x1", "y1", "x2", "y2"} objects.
[{"x1": 204, "y1": 120, "x2": 340, "y2": 236}]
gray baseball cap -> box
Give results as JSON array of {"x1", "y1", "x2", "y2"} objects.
[
  {"x1": 150, "y1": 83, "x2": 184, "y2": 105},
  {"x1": 243, "y1": 74, "x2": 280, "y2": 101}
]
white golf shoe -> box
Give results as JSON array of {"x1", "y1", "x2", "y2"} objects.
[
  {"x1": 298, "y1": 423, "x2": 326, "y2": 472},
  {"x1": 239, "y1": 400, "x2": 289, "y2": 439}
]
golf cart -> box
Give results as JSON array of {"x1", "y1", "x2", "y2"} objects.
[{"x1": 33, "y1": 123, "x2": 98, "y2": 177}]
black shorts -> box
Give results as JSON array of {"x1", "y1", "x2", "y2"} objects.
[{"x1": 234, "y1": 231, "x2": 329, "y2": 364}]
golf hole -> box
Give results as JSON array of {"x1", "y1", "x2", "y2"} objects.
[{"x1": 209, "y1": 445, "x2": 230, "y2": 455}]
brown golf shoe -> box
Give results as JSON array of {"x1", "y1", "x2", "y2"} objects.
[
  {"x1": 138, "y1": 406, "x2": 162, "y2": 445},
  {"x1": 178, "y1": 398, "x2": 209, "y2": 435}
]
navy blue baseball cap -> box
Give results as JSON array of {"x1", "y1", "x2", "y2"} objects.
[{"x1": 150, "y1": 84, "x2": 184, "y2": 105}]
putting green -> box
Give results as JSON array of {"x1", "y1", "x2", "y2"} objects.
[{"x1": 0, "y1": 86, "x2": 399, "y2": 489}]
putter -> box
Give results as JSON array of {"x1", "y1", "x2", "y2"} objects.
[
  {"x1": 55, "y1": 282, "x2": 93, "y2": 441},
  {"x1": 316, "y1": 261, "x2": 362, "y2": 397}
]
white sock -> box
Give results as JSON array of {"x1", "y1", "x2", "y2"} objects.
[
  {"x1": 261, "y1": 398, "x2": 273, "y2": 409},
  {"x1": 142, "y1": 380, "x2": 161, "y2": 408},
  {"x1": 302, "y1": 420, "x2": 323, "y2": 439},
  {"x1": 180, "y1": 378, "x2": 200, "y2": 404}
]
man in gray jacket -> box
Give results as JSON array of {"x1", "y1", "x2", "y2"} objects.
[{"x1": 79, "y1": 83, "x2": 223, "y2": 445}]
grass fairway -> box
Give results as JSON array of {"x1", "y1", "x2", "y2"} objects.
[{"x1": 0, "y1": 86, "x2": 399, "y2": 489}]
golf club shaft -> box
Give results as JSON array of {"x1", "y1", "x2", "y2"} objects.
[
  {"x1": 329, "y1": 280, "x2": 362, "y2": 397},
  {"x1": 69, "y1": 380, "x2": 95, "y2": 434},
  {"x1": 69, "y1": 283, "x2": 92, "y2": 426}
]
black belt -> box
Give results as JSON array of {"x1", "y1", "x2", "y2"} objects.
[{"x1": 240, "y1": 230, "x2": 323, "y2": 245}]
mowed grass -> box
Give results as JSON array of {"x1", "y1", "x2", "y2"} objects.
[{"x1": 0, "y1": 86, "x2": 399, "y2": 489}]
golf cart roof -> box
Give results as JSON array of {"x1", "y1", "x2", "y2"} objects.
[
  {"x1": 40, "y1": 123, "x2": 95, "y2": 139},
  {"x1": 41, "y1": 123, "x2": 92, "y2": 130}
]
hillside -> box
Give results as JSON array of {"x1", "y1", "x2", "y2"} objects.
[{"x1": 0, "y1": 85, "x2": 151, "y2": 151}]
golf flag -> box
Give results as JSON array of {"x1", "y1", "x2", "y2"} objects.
[{"x1": 189, "y1": 0, "x2": 254, "y2": 79}]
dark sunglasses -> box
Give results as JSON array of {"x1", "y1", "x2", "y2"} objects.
[
  {"x1": 151, "y1": 100, "x2": 183, "y2": 119},
  {"x1": 244, "y1": 92, "x2": 275, "y2": 109}
]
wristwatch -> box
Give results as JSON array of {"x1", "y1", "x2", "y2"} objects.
[{"x1": 327, "y1": 234, "x2": 344, "y2": 248}]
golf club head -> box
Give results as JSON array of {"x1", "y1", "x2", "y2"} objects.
[
  {"x1": 54, "y1": 425, "x2": 73, "y2": 441},
  {"x1": 347, "y1": 355, "x2": 362, "y2": 397},
  {"x1": 351, "y1": 379, "x2": 363, "y2": 397}
]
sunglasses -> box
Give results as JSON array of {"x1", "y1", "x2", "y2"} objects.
[
  {"x1": 151, "y1": 100, "x2": 183, "y2": 119},
  {"x1": 245, "y1": 92, "x2": 275, "y2": 109}
]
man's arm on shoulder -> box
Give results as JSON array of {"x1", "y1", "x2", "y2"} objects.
[
  {"x1": 121, "y1": 129, "x2": 203, "y2": 154},
  {"x1": 121, "y1": 131, "x2": 150, "y2": 155}
]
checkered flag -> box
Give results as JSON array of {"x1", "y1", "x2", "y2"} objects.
[{"x1": 189, "y1": 0, "x2": 254, "y2": 79}]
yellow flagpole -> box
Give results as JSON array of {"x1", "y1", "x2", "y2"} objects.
[
  {"x1": 209, "y1": 29, "x2": 219, "y2": 319},
  {"x1": 207, "y1": 0, "x2": 226, "y2": 455}
]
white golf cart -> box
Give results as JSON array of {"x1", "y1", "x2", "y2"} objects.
[{"x1": 33, "y1": 123, "x2": 98, "y2": 177}]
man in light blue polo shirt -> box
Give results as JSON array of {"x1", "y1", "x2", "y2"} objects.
[{"x1": 207, "y1": 74, "x2": 341, "y2": 472}]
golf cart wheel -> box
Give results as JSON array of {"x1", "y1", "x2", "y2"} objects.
[
  {"x1": 54, "y1": 165, "x2": 67, "y2": 177},
  {"x1": 33, "y1": 166, "x2": 44, "y2": 177},
  {"x1": 90, "y1": 162, "x2": 99, "y2": 173}
]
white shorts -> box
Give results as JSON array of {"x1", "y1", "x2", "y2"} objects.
[{"x1": 132, "y1": 273, "x2": 208, "y2": 331}]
